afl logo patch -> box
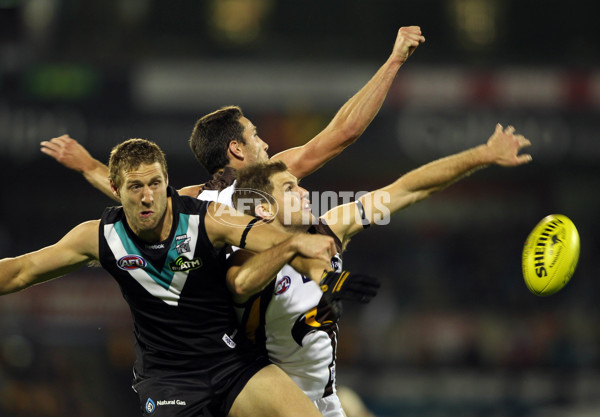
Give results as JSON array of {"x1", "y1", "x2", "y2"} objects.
[
  {"x1": 117, "y1": 255, "x2": 147, "y2": 270},
  {"x1": 331, "y1": 254, "x2": 342, "y2": 271},
  {"x1": 275, "y1": 276, "x2": 291, "y2": 295}
]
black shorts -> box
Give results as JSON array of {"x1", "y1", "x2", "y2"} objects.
[{"x1": 132, "y1": 354, "x2": 271, "y2": 417}]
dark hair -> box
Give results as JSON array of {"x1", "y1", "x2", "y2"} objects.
[
  {"x1": 108, "y1": 138, "x2": 167, "y2": 190},
  {"x1": 233, "y1": 160, "x2": 288, "y2": 215},
  {"x1": 189, "y1": 105, "x2": 245, "y2": 175}
]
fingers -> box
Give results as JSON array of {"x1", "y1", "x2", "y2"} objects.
[
  {"x1": 40, "y1": 135, "x2": 71, "y2": 154},
  {"x1": 504, "y1": 125, "x2": 515, "y2": 135},
  {"x1": 516, "y1": 154, "x2": 533, "y2": 164},
  {"x1": 398, "y1": 26, "x2": 425, "y2": 42},
  {"x1": 515, "y1": 134, "x2": 532, "y2": 148},
  {"x1": 395, "y1": 26, "x2": 426, "y2": 60},
  {"x1": 491, "y1": 123, "x2": 533, "y2": 166}
]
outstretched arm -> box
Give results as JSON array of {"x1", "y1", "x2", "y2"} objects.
[
  {"x1": 325, "y1": 124, "x2": 533, "y2": 243},
  {"x1": 41, "y1": 135, "x2": 116, "y2": 201},
  {"x1": 226, "y1": 234, "x2": 333, "y2": 303},
  {"x1": 272, "y1": 26, "x2": 426, "y2": 179},
  {"x1": 204, "y1": 202, "x2": 334, "y2": 279},
  {"x1": 0, "y1": 220, "x2": 99, "y2": 295},
  {"x1": 41, "y1": 135, "x2": 205, "y2": 199}
]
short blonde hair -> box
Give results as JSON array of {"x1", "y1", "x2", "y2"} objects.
[{"x1": 108, "y1": 138, "x2": 167, "y2": 189}]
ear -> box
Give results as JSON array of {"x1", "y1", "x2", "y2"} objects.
[
  {"x1": 255, "y1": 203, "x2": 275, "y2": 221},
  {"x1": 228, "y1": 140, "x2": 244, "y2": 161},
  {"x1": 109, "y1": 179, "x2": 120, "y2": 199}
]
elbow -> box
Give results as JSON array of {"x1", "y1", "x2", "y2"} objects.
[
  {"x1": 229, "y1": 276, "x2": 256, "y2": 298},
  {"x1": 0, "y1": 277, "x2": 27, "y2": 296},
  {"x1": 231, "y1": 284, "x2": 250, "y2": 298}
]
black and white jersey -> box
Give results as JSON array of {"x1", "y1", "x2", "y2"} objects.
[
  {"x1": 99, "y1": 187, "x2": 252, "y2": 378},
  {"x1": 236, "y1": 220, "x2": 344, "y2": 401}
]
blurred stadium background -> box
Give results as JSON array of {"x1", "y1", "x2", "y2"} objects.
[{"x1": 1, "y1": 1, "x2": 600, "y2": 416}]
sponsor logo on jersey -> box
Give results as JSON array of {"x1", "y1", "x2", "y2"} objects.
[
  {"x1": 117, "y1": 255, "x2": 147, "y2": 270},
  {"x1": 169, "y1": 255, "x2": 203, "y2": 272},
  {"x1": 222, "y1": 329, "x2": 237, "y2": 348},
  {"x1": 145, "y1": 243, "x2": 165, "y2": 249},
  {"x1": 175, "y1": 236, "x2": 191, "y2": 254},
  {"x1": 275, "y1": 276, "x2": 292, "y2": 294},
  {"x1": 145, "y1": 398, "x2": 156, "y2": 414},
  {"x1": 156, "y1": 400, "x2": 187, "y2": 406}
]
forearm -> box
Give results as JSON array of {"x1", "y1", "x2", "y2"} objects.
[
  {"x1": 288, "y1": 256, "x2": 330, "y2": 284},
  {"x1": 274, "y1": 56, "x2": 405, "y2": 178},
  {"x1": 82, "y1": 161, "x2": 117, "y2": 201},
  {"x1": 394, "y1": 144, "x2": 491, "y2": 194},
  {"x1": 328, "y1": 57, "x2": 403, "y2": 142},
  {"x1": 360, "y1": 145, "x2": 492, "y2": 224},
  {"x1": 230, "y1": 238, "x2": 299, "y2": 297}
]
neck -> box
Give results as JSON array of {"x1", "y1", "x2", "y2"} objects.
[{"x1": 136, "y1": 198, "x2": 173, "y2": 243}]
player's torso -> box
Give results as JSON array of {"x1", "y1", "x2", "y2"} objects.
[
  {"x1": 99, "y1": 189, "x2": 244, "y2": 374},
  {"x1": 264, "y1": 253, "x2": 343, "y2": 400}
]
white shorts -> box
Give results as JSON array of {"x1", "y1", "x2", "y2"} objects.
[{"x1": 313, "y1": 394, "x2": 347, "y2": 417}]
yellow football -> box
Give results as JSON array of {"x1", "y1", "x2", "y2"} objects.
[{"x1": 522, "y1": 214, "x2": 580, "y2": 296}]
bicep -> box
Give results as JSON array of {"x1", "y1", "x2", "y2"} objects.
[
  {"x1": 205, "y1": 202, "x2": 291, "y2": 252},
  {"x1": 271, "y1": 129, "x2": 346, "y2": 179},
  {"x1": 15, "y1": 221, "x2": 98, "y2": 288}
]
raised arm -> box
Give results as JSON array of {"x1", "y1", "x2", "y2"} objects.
[
  {"x1": 41, "y1": 135, "x2": 116, "y2": 201},
  {"x1": 41, "y1": 135, "x2": 205, "y2": 199},
  {"x1": 0, "y1": 220, "x2": 99, "y2": 295},
  {"x1": 272, "y1": 26, "x2": 425, "y2": 179},
  {"x1": 324, "y1": 124, "x2": 533, "y2": 243}
]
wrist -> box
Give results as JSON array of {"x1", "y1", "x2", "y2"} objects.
[
  {"x1": 386, "y1": 55, "x2": 405, "y2": 70},
  {"x1": 79, "y1": 158, "x2": 102, "y2": 175},
  {"x1": 473, "y1": 144, "x2": 495, "y2": 165}
]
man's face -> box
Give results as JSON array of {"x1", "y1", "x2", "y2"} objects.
[
  {"x1": 239, "y1": 117, "x2": 269, "y2": 165},
  {"x1": 117, "y1": 162, "x2": 169, "y2": 237},
  {"x1": 269, "y1": 170, "x2": 315, "y2": 230}
]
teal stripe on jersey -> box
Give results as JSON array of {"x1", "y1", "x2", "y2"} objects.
[
  {"x1": 113, "y1": 213, "x2": 196, "y2": 290},
  {"x1": 113, "y1": 220, "x2": 175, "y2": 290}
]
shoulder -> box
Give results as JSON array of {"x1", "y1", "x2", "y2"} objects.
[
  {"x1": 100, "y1": 205, "x2": 124, "y2": 224},
  {"x1": 177, "y1": 193, "x2": 211, "y2": 214},
  {"x1": 60, "y1": 220, "x2": 100, "y2": 259},
  {"x1": 178, "y1": 184, "x2": 205, "y2": 198}
]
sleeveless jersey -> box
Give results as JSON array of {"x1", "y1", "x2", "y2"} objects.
[
  {"x1": 236, "y1": 220, "x2": 344, "y2": 401},
  {"x1": 99, "y1": 186, "x2": 254, "y2": 378},
  {"x1": 197, "y1": 167, "x2": 236, "y2": 207}
]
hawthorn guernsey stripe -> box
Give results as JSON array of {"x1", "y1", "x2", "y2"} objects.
[{"x1": 104, "y1": 213, "x2": 200, "y2": 306}]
